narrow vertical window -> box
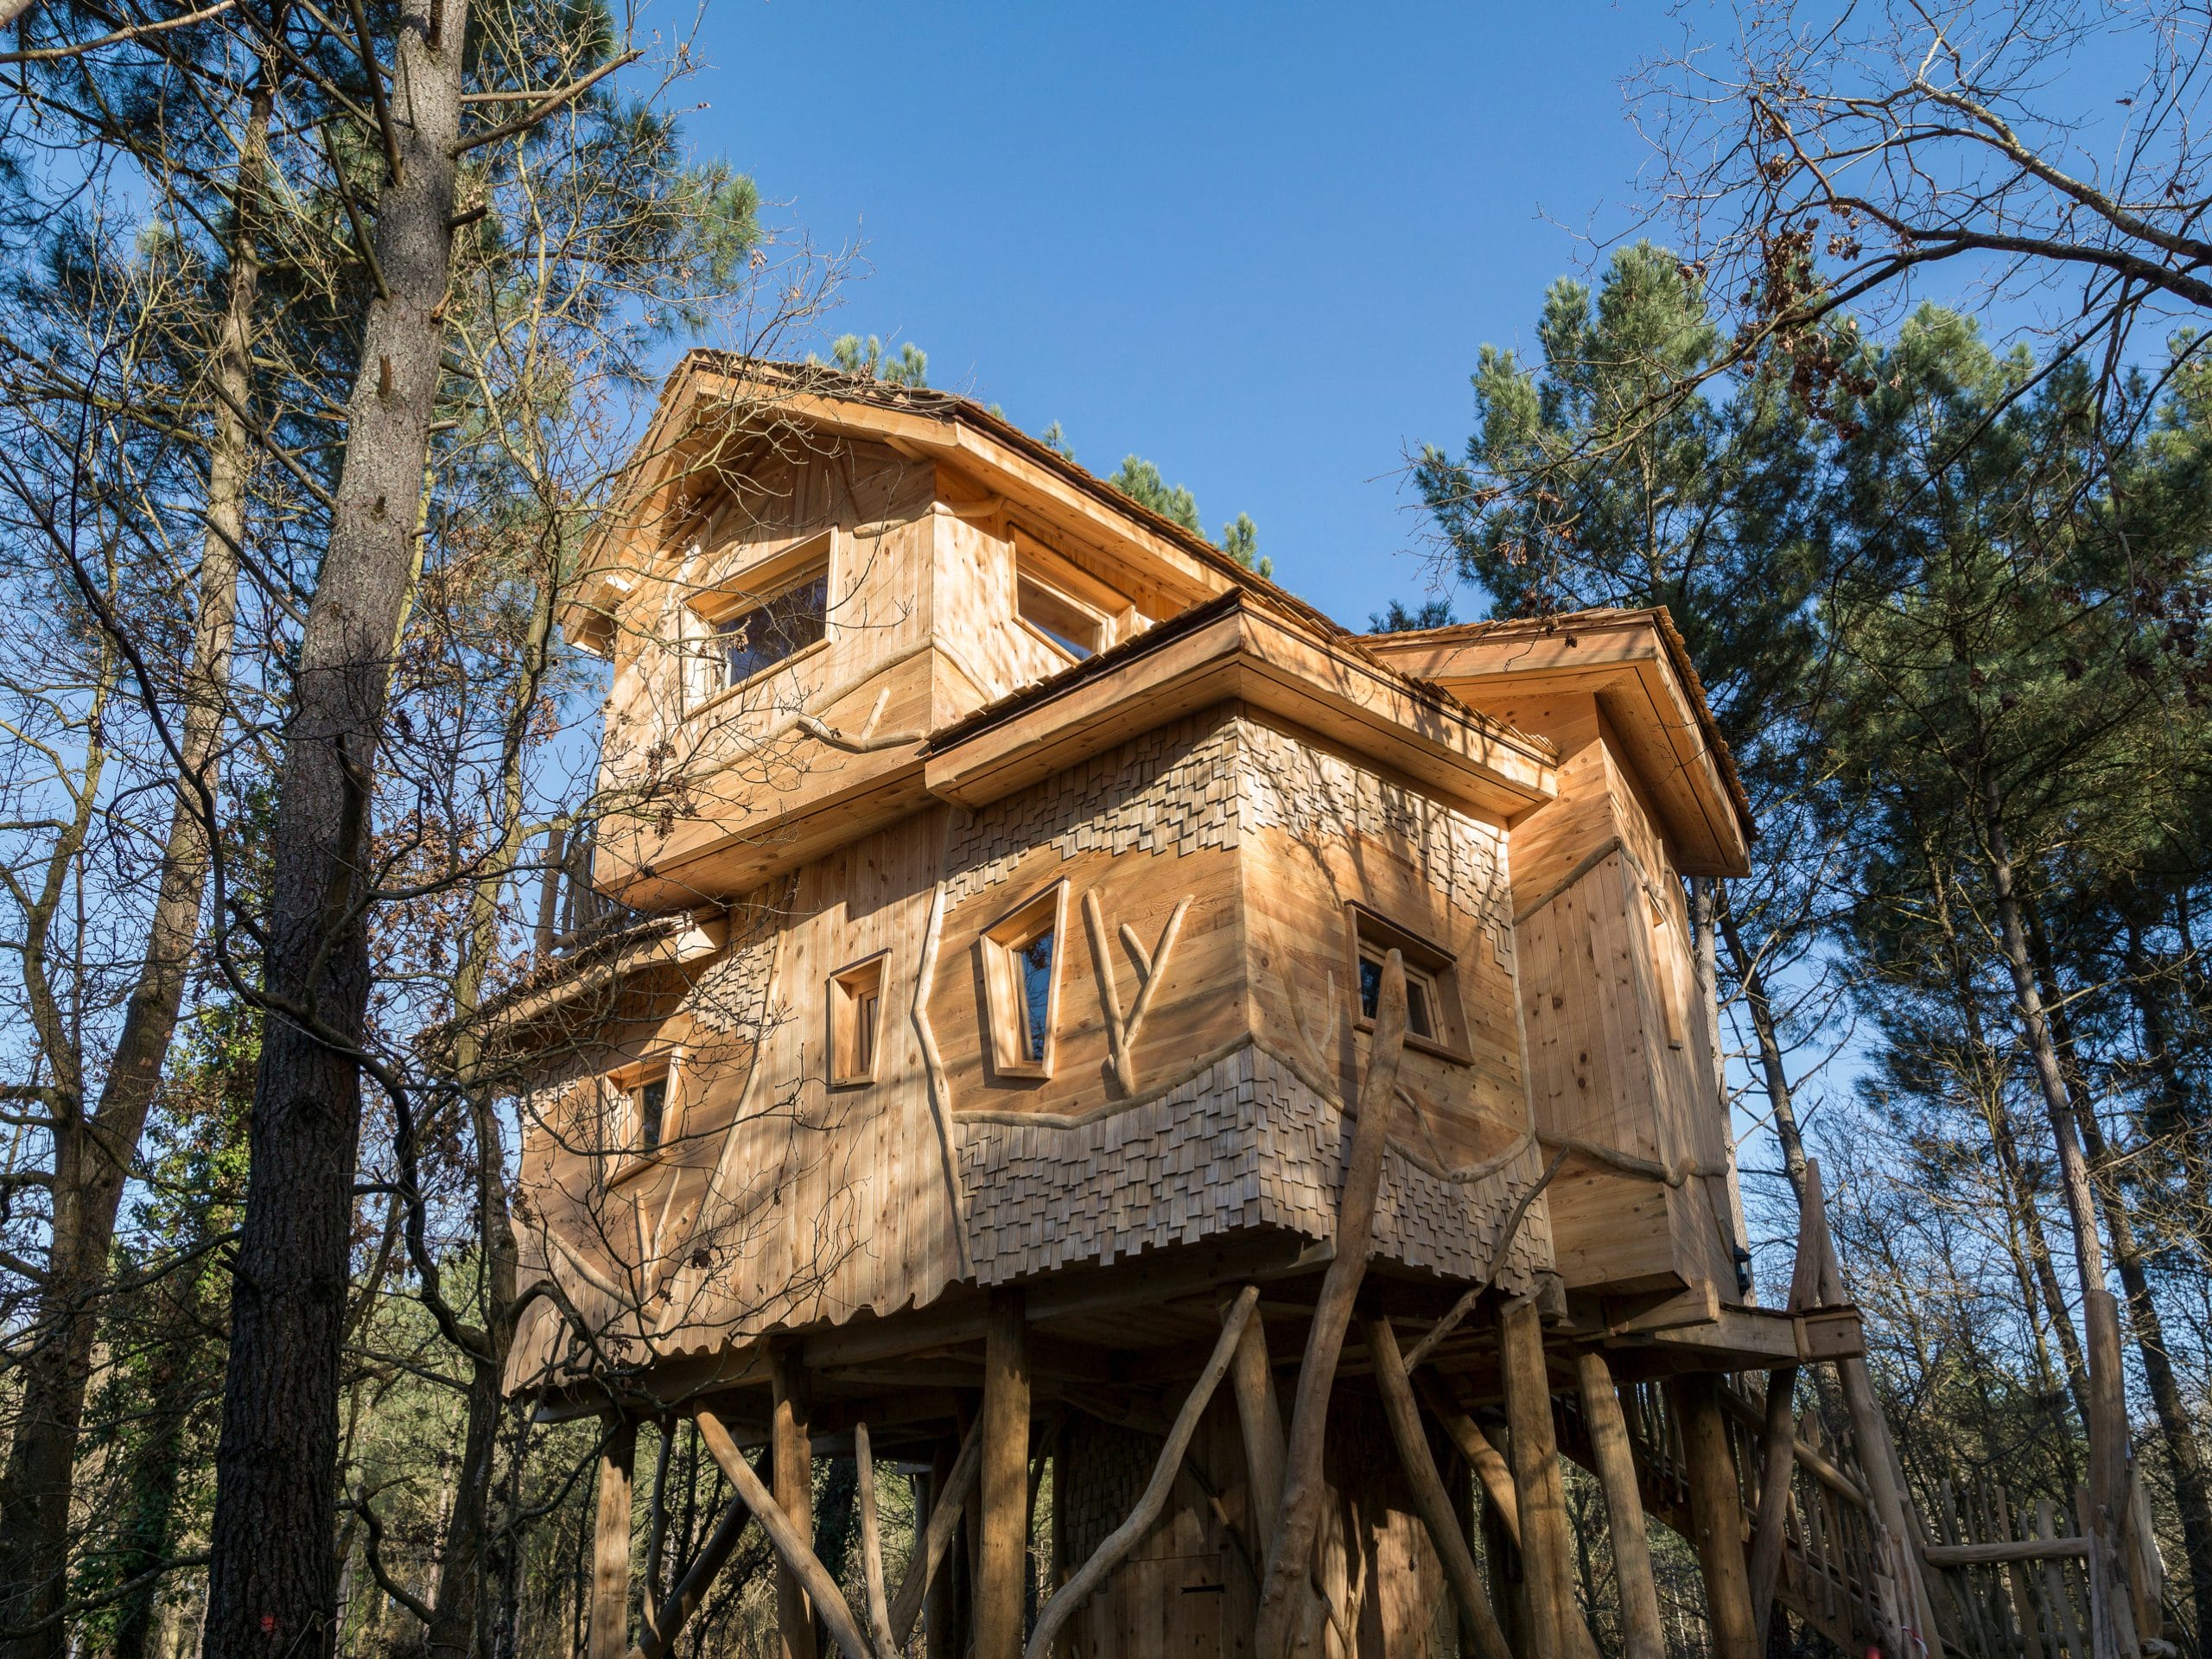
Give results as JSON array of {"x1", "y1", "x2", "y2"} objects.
[
  {"x1": 979, "y1": 880, "x2": 1069, "y2": 1080},
  {"x1": 635, "y1": 1076, "x2": 667, "y2": 1150},
  {"x1": 828, "y1": 952, "x2": 888, "y2": 1087},
  {"x1": 1344, "y1": 904, "x2": 1468, "y2": 1060}
]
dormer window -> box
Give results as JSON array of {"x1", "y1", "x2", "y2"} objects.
[
  {"x1": 683, "y1": 531, "x2": 834, "y2": 709},
  {"x1": 1018, "y1": 572, "x2": 1107, "y2": 660},
  {"x1": 1014, "y1": 533, "x2": 1131, "y2": 664}
]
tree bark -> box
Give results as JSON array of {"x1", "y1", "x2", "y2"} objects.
[
  {"x1": 198, "y1": 0, "x2": 467, "y2": 1649},
  {"x1": 1974, "y1": 779, "x2": 2134, "y2": 1659},
  {"x1": 2029, "y1": 911, "x2": 2212, "y2": 1645},
  {"x1": 0, "y1": 59, "x2": 268, "y2": 1659},
  {"x1": 1717, "y1": 899, "x2": 1808, "y2": 1206}
]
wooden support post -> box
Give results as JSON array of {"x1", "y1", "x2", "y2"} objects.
[
  {"x1": 1576, "y1": 1349, "x2": 1666, "y2": 1659},
  {"x1": 1670, "y1": 1374, "x2": 1761, "y2": 1659},
  {"x1": 1027, "y1": 1287, "x2": 1257, "y2": 1659},
  {"x1": 770, "y1": 1340, "x2": 817, "y2": 1659},
  {"x1": 1254, "y1": 951, "x2": 1408, "y2": 1658},
  {"x1": 1225, "y1": 1288, "x2": 1286, "y2": 1560},
  {"x1": 920, "y1": 1439, "x2": 963, "y2": 1659},
  {"x1": 978, "y1": 1289, "x2": 1030, "y2": 1659},
  {"x1": 694, "y1": 1411, "x2": 877, "y2": 1659},
  {"x1": 1500, "y1": 1295, "x2": 1578, "y2": 1659},
  {"x1": 855, "y1": 1422, "x2": 898, "y2": 1657},
  {"x1": 1364, "y1": 1316, "x2": 1514, "y2": 1659},
  {"x1": 588, "y1": 1414, "x2": 637, "y2": 1659}
]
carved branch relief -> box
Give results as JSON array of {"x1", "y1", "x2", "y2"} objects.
[{"x1": 1081, "y1": 889, "x2": 1191, "y2": 1096}]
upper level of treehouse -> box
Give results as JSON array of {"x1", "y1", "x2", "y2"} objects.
[{"x1": 502, "y1": 357, "x2": 1761, "y2": 1397}]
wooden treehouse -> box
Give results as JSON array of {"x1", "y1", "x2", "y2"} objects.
[{"x1": 479, "y1": 357, "x2": 1984, "y2": 1659}]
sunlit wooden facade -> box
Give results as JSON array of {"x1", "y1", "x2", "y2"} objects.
[{"x1": 486, "y1": 359, "x2": 1875, "y2": 1659}]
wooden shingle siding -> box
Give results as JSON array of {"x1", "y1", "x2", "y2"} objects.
[{"x1": 956, "y1": 1044, "x2": 1549, "y2": 1293}]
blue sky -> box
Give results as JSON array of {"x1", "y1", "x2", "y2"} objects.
[{"x1": 680, "y1": 0, "x2": 1669, "y2": 629}]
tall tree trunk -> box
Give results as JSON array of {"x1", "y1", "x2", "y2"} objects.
[
  {"x1": 1975, "y1": 777, "x2": 2135, "y2": 1659},
  {"x1": 199, "y1": 2, "x2": 467, "y2": 1651},
  {"x1": 0, "y1": 61, "x2": 269, "y2": 1659},
  {"x1": 1718, "y1": 897, "x2": 1808, "y2": 1206},
  {"x1": 111, "y1": 1251, "x2": 220, "y2": 1659},
  {"x1": 2124, "y1": 922, "x2": 2211, "y2": 1269},
  {"x1": 2029, "y1": 907, "x2": 2212, "y2": 1644}
]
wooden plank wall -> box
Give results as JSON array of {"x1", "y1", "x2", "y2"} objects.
[{"x1": 1508, "y1": 692, "x2": 1741, "y2": 1297}]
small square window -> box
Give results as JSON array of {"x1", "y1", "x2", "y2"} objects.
[
  {"x1": 1344, "y1": 904, "x2": 1469, "y2": 1062},
  {"x1": 828, "y1": 952, "x2": 888, "y2": 1088},
  {"x1": 977, "y1": 880, "x2": 1069, "y2": 1080},
  {"x1": 1013, "y1": 535, "x2": 1129, "y2": 664}
]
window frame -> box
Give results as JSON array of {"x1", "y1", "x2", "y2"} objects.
[
  {"x1": 826, "y1": 950, "x2": 890, "y2": 1089},
  {"x1": 601, "y1": 1050, "x2": 683, "y2": 1185},
  {"x1": 976, "y1": 878, "x2": 1070, "y2": 1081},
  {"x1": 1342, "y1": 902, "x2": 1472, "y2": 1065},
  {"x1": 682, "y1": 529, "x2": 836, "y2": 713},
  {"x1": 1012, "y1": 532, "x2": 1135, "y2": 664}
]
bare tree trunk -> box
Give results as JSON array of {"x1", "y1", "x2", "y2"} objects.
[
  {"x1": 0, "y1": 60, "x2": 269, "y2": 1659},
  {"x1": 1976, "y1": 779, "x2": 2134, "y2": 1659},
  {"x1": 199, "y1": 1, "x2": 467, "y2": 1650},
  {"x1": 1717, "y1": 899, "x2": 1808, "y2": 1206},
  {"x1": 2028, "y1": 909, "x2": 2212, "y2": 1644}
]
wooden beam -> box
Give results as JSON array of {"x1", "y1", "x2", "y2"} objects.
[
  {"x1": 1225, "y1": 1288, "x2": 1287, "y2": 1561},
  {"x1": 976, "y1": 1290, "x2": 1030, "y2": 1659},
  {"x1": 1500, "y1": 1297, "x2": 1577, "y2": 1659},
  {"x1": 632, "y1": 1494, "x2": 752, "y2": 1659},
  {"x1": 1669, "y1": 1374, "x2": 1760, "y2": 1659},
  {"x1": 1026, "y1": 1287, "x2": 1257, "y2": 1659},
  {"x1": 1417, "y1": 1373, "x2": 1520, "y2": 1546},
  {"x1": 588, "y1": 1415, "x2": 637, "y2": 1659},
  {"x1": 906, "y1": 1428, "x2": 978, "y2": 1656},
  {"x1": 769, "y1": 1340, "x2": 817, "y2": 1659},
  {"x1": 854, "y1": 1422, "x2": 898, "y2": 1657},
  {"x1": 695, "y1": 1410, "x2": 877, "y2": 1659},
  {"x1": 1253, "y1": 952, "x2": 1408, "y2": 1658},
  {"x1": 1365, "y1": 1316, "x2": 1513, "y2": 1659},
  {"x1": 1574, "y1": 1350, "x2": 1665, "y2": 1659}
]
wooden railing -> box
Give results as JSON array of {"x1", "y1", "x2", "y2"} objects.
[{"x1": 1554, "y1": 1372, "x2": 2156, "y2": 1659}]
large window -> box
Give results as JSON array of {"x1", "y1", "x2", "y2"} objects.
[
  {"x1": 977, "y1": 880, "x2": 1068, "y2": 1080},
  {"x1": 709, "y1": 567, "x2": 827, "y2": 692},
  {"x1": 1344, "y1": 904, "x2": 1470, "y2": 1062}
]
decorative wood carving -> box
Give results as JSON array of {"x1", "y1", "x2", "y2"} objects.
[
  {"x1": 911, "y1": 878, "x2": 972, "y2": 1278},
  {"x1": 1081, "y1": 887, "x2": 1190, "y2": 1096}
]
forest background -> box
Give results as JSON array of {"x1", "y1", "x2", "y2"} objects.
[{"x1": 0, "y1": 1, "x2": 2206, "y2": 1657}]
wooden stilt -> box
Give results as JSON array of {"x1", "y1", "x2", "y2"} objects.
[
  {"x1": 588, "y1": 1414, "x2": 637, "y2": 1659},
  {"x1": 1225, "y1": 1289, "x2": 1286, "y2": 1560},
  {"x1": 977, "y1": 1288, "x2": 1030, "y2": 1659},
  {"x1": 1416, "y1": 1372, "x2": 1519, "y2": 1546},
  {"x1": 892, "y1": 1417, "x2": 983, "y2": 1649},
  {"x1": 1026, "y1": 1287, "x2": 1257, "y2": 1659},
  {"x1": 1500, "y1": 1295, "x2": 1578, "y2": 1659},
  {"x1": 630, "y1": 1493, "x2": 750, "y2": 1659},
  {"x1": 694, "y1": 1410, "x2": 877, "y2": 1659},
  {"x1": 1575, "y1": 1349, "x2": 1666, "y2": 1659},
  {"x1": 854, "y1": 1422, "x2": 898, "y2": 1657},
  {"x1": 1254, "y1": 952, "x2": 1408, "y2": 1658},
  {"x1": 1670, "y1": 1373, "x2": 1761, "y2": 1659},
  {"x1": 770, "y1": 1339, "x2": 817, "y2": 1659},
  {"x1": 1364, "y1": 1315, "x2": 1514, "y2": 1659}
]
